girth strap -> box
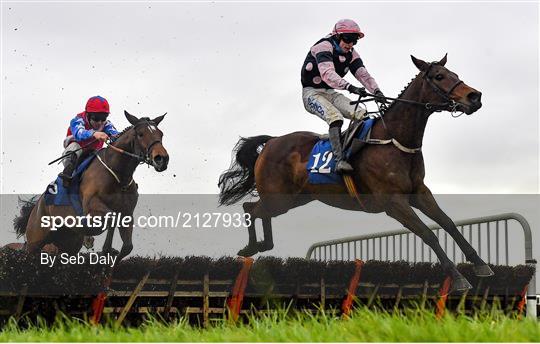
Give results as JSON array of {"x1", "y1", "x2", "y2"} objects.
[{"x1": 365, "y1": 138, "x2": 422, "y2": 154}]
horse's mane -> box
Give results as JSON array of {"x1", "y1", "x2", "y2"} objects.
[
  {"x1": 116, "y1": 117, "x2": 154, "y2": 138},
  {"x1": 108, "y1": 125, "x2": 133, "y2": 145},
  {"x1": 117, "y1": 125, "x2": 134, "y2": 137},
  {"x1": 111, "y1": 117, "x2": 153, "y2": 143},
  {"x1": 384, "y1": 72, "x2": 422, "y2": 113}
]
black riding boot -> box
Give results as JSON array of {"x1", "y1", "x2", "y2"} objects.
[
  {"x1": 329, "y1": 124, "x2": 353, "y2": 174},
  {"x1": 58, "y1": 153, "x2": 77, "y2": 188}
]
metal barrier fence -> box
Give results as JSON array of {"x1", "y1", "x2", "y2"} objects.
[{"x1": 305, "y1": 213, "x2": 537, "y2": 318}]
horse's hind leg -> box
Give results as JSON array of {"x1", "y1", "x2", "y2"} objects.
[
  {"x1": 257, "y1": 195, "x2": 312, "y2": 253},
  {"x1": 237, "y1": 201, "x2": 260, "y2": 257},
  {"x1": 411, "y1": 185, "x2": 493, "y2": 277},
  {"x1": 25, "y1": 198, "x2": 51, "y2": 253},
  {"x1": 257, "y1": 217, "x2": 273, "y2": 252},
  {"x1": 238, "y1": 195, "x2": 312, "y2": 256}
]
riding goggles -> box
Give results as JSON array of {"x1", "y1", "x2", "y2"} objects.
[
  {"x1": 340, "y1": 33, "x2": 360, "y2": 45},
  {"x1": 89, "y1": 113, "x2": 109, "y2": 122}
]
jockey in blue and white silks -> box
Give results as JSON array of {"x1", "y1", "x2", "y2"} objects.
[{"x1": 59, "y1": 96, "x2": 119, "y2": 187}]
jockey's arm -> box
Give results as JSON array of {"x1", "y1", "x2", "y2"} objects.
[
  {"x1": 70, "y1": 116, "x2": 95, "y2": 141},
  {"x1": 350, "y1": 50, "x2": 380, "y2": 94},
  {"x1": 103, "y1": 121, "x2": 119, "y2": 137},
  {"x1": 313, "y1": 41, "x2": 349, "y2": 90}
]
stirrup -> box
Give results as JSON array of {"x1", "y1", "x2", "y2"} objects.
[{"x1": 59, "y1": 172, "x2": 73, "y2": 187}]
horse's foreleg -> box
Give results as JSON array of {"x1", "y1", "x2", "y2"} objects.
[
  {"x1": 385, "y1": 196, "x2": 472, "y2": 292},
  {"x1": 115, "y1": 224, "x2": 133, "y2": 264},
  {"x1": 101, "y1": 226, "x2": 118, "y2": 256},
  {"x1": 411, "y1": 185, "x2": 493, "y2": 277},
  {"x1": 85, "y1": 199, "x2": 118, "y2": 254}
]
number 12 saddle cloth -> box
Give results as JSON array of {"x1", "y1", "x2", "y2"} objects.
[{"x1": 307, "y1": 118, "x2": 376, "y2": 184}]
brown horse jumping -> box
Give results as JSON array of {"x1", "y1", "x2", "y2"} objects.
[
  {"x1": 219, "y1": 55, "x2": 492, "y2": 291},
  {"x1": 14, "y1": 111, "x2": 169, "y2": 263}
]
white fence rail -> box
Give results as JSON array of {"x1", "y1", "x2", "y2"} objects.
[{"x1": 306, "y1": 213, "x2": 537, "y2": 318}]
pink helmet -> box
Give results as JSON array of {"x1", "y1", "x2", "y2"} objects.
[{"x1": 332, "y1": 19, "x2": 365, "y2": 38}]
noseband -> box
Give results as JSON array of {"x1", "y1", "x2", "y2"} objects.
[{"x1": 422, "y1": 63, "x2": 463, "y2": 112}]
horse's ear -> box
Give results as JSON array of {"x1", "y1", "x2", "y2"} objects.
[
  {"x1": 411, "y1": 55, "x2": 429, "y2": 72},
  {"x1": 152, "y1": 113, "x2": 167, "y2": 126},
  {"x1": 439, "y1": 53, "x2": 448, "y2": 66},
  {"x1": 124, "y1": 110, "x2": 139, "y2": 125}
]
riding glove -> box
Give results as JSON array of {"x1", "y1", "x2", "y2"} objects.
[
  {"x1": 347, "y1": 85, "x2": 367, "y2": 98},
  {"x1": 374, "y1": 89, "x2": 387, "y2": 103}
]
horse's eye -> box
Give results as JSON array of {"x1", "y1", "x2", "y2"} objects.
[
  {"x1": 137, "y1": 132, "x2": 144, "y2": 138},
  {"x1": 435, "y1": 74, "x2": 444, "y2": 81}
]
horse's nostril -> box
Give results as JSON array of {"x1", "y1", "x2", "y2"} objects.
[
  {"x1": 154, "y1": 155, "x2": 163, "y2": 164},
  {"x1": 468, "y1": 91, "x2": 482, "y2": 103}
]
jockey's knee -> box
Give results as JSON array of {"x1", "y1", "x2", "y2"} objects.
[{"x1": 326, "y1": 111, "x2": 344, "y2": 125}]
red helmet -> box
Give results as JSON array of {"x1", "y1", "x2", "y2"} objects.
[
  {"x1": 332, "y1": 19, "x2": 365, "y2": 38},
  {"x1": 85, "y1": 96, "x2": 110, "y2": 114}
]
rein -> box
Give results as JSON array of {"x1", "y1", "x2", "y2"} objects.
[
  {"x1": 352, "y1": 62, "x2": 466, "y2": 114},
  {"x1": 349, "y1": 63, "x2": 468, "y2": 154}
]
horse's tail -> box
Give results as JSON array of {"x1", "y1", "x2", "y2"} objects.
[
  {"x1": 13, "y1": 196, "x2": 39, "y2": 238},
  {"x1": 218, "y1": 135, "x2": 274, "y2": 206}
]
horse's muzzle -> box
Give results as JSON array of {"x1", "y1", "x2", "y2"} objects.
[
  {"x1": 464, "y1": 91, "x2": 482, "y2": 114},
  {"x1": 466, "y1": 91, "x2": 482, "y2": 114},
  {"x1": 153, "y1": 154, "x2": 169, "y2": 172}
]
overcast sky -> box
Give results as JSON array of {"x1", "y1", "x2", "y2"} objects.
[{"x1": 1, "y1": 1, "x2": 538, "y2": 195}]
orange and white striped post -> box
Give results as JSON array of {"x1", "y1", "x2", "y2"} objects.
[
  {"x1": 436, "y1": 276, "x2": 452, "y2": 319},
  {"x1": 342, "y1": 259, "x2": 365, "y2": 317},
  {"x1": 227, "y1": 256, "x2": 254, "y2": 322}
]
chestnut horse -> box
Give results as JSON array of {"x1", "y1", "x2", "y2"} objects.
[
  {"x1": 219, "y1": 55, "x2": 492, "y2": 291},
  {"x1": 14, "y1": 111, "x2": 169, "y2": 263}
]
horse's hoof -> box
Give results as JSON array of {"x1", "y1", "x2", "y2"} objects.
[
  {"x1": 473, "y1": 264, "x2": 494, "y2": 277},
  {"x1": 237, "y1": 245, "x2": 258, "y2": 257},
  {"x1": 102, "y1": 248, "x2": 119, "y2": 256},
  {"x1": 42, "y1": 244, "x2": 59, "y2": 255},
  {"x1": 256, "y1": 241, "x2": 274, "y2": 252},
  {"x1": 82, "y1": 236, "x2": 95, "y2": 250},
  {"x1": 451, "y1": 276, "x2": 473, "y2": 293}
]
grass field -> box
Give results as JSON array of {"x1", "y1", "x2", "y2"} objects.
[{"x1": 1, "y1": 307, "x2": 538, "y2": 342}]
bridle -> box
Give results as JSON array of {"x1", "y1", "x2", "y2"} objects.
[
  {"x1": 97, "y1": 119, "x2": 163, "y2": 191},
  {"x1": 421, "y1": 62, "x2": 463, "y2": 114},
  {"x1": 107, "y1": 119, "x2": 163, "y2": 166}
]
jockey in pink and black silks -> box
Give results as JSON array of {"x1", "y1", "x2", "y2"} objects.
[
  {"x1": 301, "y1": 19, "x2": 386, "y2": 174},
  {"x1": 59, "y1": 95, "x2": 119, "y2": 187}
]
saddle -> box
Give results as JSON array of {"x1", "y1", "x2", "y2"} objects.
[{"x1": 318, "y1": 118, "x2": 376, "y2": 154}]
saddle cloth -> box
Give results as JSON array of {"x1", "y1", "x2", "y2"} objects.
[
  {"x1": 307, "y1": 118, "x2": 376, "y2": 184},
  {"x1": 43, "y1": 153, "x2": 97, "y2": 216}
]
